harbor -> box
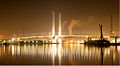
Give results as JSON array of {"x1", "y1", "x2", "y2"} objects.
[{"x1": 0, "y1": 0, "x2": 119, "y2": 65}]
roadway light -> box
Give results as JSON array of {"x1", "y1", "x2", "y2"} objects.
[
  {"x1": 8, "y1": 40, "x2": 11, "y2": 42},
  {"x1": 32, "y1": 41, "x2": 34, "y2": 43},
  {"x1": 112, "y1": 40, "x2": 115, "y2": 43},
  {"x1": 3, "y1": 40, "x2": 6, "y2": 43},
  {"x1": 77, "y1": 40, "x2": 80, "y2": 44},
  {"x1": 81, "y1": 40, "x2": 84, "y2": 43},
  {"x1": 24, "y1": 41, "x2": 26, "y2": 43},
  {"x1": 12, "y1": 38, "x2": 15, "y2": 41},
  {"x1": 36, "y1": 41, "x2": 38, "y2": 43},
  {"x1": 17, "y1": 38, "x2": 20, "y2": 41},
  {"x1": 86, "y1": 35, "x2": 89, "y2": 37}
]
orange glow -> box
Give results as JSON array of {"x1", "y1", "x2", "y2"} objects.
[{"x1": 70, "y1": 40, "x2": 73, "y2": 43}]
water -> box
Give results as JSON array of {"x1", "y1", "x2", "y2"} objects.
[{"x1": 0, "y1": 43, "x2": 119, "y2": 65}]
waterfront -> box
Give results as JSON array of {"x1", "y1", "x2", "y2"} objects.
[{"x1": 0, "y1": 43, "x2": 119, "y2": 65}]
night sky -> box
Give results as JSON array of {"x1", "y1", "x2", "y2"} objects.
[{"x1": 0, "y1": 0, "x2": 119, "y2": 36}]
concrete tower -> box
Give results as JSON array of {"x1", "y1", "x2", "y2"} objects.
[
  {"x1": 52, "y1": 11, "x2": 55, "y2": 38},
  {"x1": 58, "y1": 13, "x2": 61, "y2": 37}
]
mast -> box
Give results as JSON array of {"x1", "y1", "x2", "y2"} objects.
[
  {"x1": 110, "y1": 15, "x2": 114, "y2": 35},
  {"x1": 99, "y1": 24, "x2": 103, "y2": 40}
]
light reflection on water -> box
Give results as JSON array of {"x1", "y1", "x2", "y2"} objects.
[{"x1": 0, "y1": 43, "x2": 119, "y2": 65}]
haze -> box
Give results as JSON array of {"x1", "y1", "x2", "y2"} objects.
[{"x1": 0, "y1": 0, "x2": 119, "y2": 36}]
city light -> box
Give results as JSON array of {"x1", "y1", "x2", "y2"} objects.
[
  {"x1": 77, "y1": 40, "x2": 80, "y2": 44},
  {"x1": 70, "y1": 40, "x2": 73, "y2": 43},
  {"x1": 3, "y1": 40, "x2": 6, "y2": 43},
  {"x1": 17, "y1": 38, "x2": 20, "y2": 41},
  {"x1": 12, "y1": 38, "x2": 15, "y2": 41},
  {"x1": 80, "y1": 40, "x2": 84, "y2": 43},
  {"x1": 0, "y1": 0, "x2": 119, "y2": 65}
]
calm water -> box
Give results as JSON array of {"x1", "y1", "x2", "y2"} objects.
[{"x1": 0, "y1": 43, "x2": 119, "y2": 65}]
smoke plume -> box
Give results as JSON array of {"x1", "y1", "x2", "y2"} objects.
[
  {"x1": 68, "y1": 19, "x2": 80, "y2": 35},
  {"x1": 61, "y1": 21, "x2": 68, "y2": 31}
]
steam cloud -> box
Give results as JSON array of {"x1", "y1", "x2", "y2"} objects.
[
  {"x1": 61, "y1": 21, "x2": 68, "y2": 31},
  {"x1": 60, "y1": 16, "x2": 95, "y2": 35},
  {"x1": 87, "y1": 16, "x2": 95, "y2": 23},
  {"x1": 68, "y1": 19, "x2": 80, "y2": 35}
]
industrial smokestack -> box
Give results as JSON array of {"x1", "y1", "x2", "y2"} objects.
[
  {"x1": 58, "y1": 13, "x2": 61, "y2": 37},
  {"x1": 52, "y1": 11, "x2": 55, "y2": 38}
]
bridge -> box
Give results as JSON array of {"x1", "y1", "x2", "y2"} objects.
[
  {"x1": 19, "y1": 34, "x2": 110, "y2": 39},
  {"x1": 0, "y1": 32, "x2": 120, "y2": 44},
  {"x1": 0, "y1": 12, "x2": 119, "y2": 44}
]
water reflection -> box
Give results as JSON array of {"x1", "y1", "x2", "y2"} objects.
[{"x1": 0, "y1": 43, "x2": 119, "y2": 64}]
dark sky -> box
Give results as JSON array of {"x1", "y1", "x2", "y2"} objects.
[{"x1": 0, "y1": 0, "x2": 119, "y2": 35}]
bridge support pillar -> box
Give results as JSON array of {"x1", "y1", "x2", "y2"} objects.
[
  {"x1": 88, "y1": 37, "x2": 91, "y2": 41},
  {"x1": 115, "y1": 37, "x2": 117, "y2": 43}
]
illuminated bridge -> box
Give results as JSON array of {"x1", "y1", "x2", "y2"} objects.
[
  {"x1": 17, "y1": 32, "x2": 111, "y2": 40},
  {"x1": 19, "y1": 34, "x2": 110, "y2": 39},
  {"x1": 1, "y1": 32, "x2": 120, "y2": 44},
  {"x1": 15, "y1": 32, "x2": 120, "y2": 43}
]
